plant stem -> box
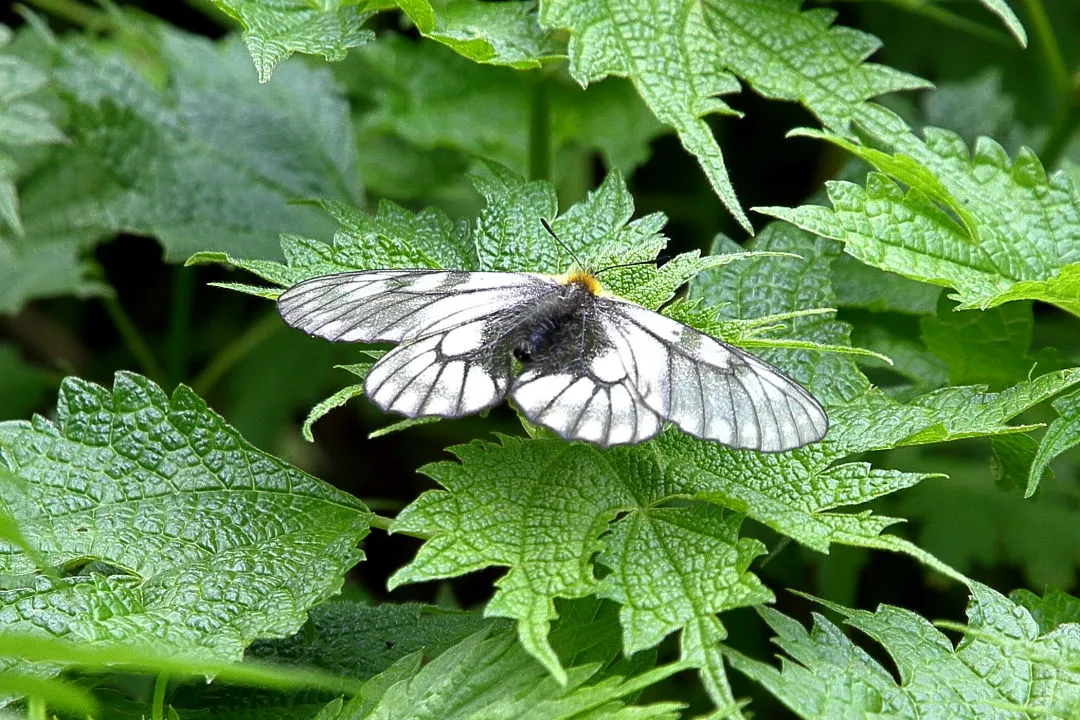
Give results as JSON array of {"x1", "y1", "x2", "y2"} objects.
[
  {"x1": 190, "y1": 311, "x2": 281, "y2": 396},
  {"x1": 1023, "y1": 0, "x2": 1079, "y2": 168},
  {"x1": 101, "y1": 295, "x2": 166, "y2": 384},
  {"x1": 1022, "y1": 0, "x2": 1071, "y2": 98},
  {"x1": 528, "y1": 72, "x2": 552, "y2": 182},
  {"x1": 168, "y1": 268, "x2": 196, "y2": 387},
  {"x1": 369, "y1": 513, "x2": 432, "y2": 540},
  {"x1": 27, "y1": 696, "x2": 45, "y2": 720},
  {"x1": 19, "y1": 0, "x2": 109, "y2": 29},
  {"x1": 152, "y1": 673, "x2": 169, "y2": 720}
]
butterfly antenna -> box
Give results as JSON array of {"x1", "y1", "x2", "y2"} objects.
[{"x1": 540, "y1": 218, "x2": 586, "y2": 271}]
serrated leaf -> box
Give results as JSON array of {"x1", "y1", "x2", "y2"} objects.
[
  {"x1": 760, "y1": 124, "x2": 1080, "y2": 316},
  {"x1": 329, "y1": 617, "x2": 686, "y2": 719},
  {"x1": 726, "y1": 583, "x2": 1080, "y2": 719},
  {"x1": 388, "y1": 438, "x2": 672, "y2": 683},
  {"x1": 701, "y1": 1, "x2": 930, "y2": 138},
  {"x1": 599, "y1": 505, "x2": 770, "y2": 655},
  {"x1": 1028, "y1": 388, "x2": 1080, "y2": 497},
  {"x1": 398, "y1": 0, "x2": 562, "y2": 68},
  {"x1": 211, "y1": 0, "x2": 375, "y2": 82},
  {"x1": 541, "y1": 0, "x2": 750, "y2": 232},
  {"x1": 0, "y1": 372, "x2": 370, "y2": 685}
]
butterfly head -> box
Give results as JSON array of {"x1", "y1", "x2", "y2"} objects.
[{"x1": 563, "y1": 268, "x2": 603, "y2": 296}]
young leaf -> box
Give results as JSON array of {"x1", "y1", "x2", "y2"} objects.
[
  {"x1": 397, "y1": 0, "x2": 562, "y2": 68},
  {"x1": 725, "y1": 583, "x2": 1080, "y2": 719},
  {"x1": 540, "y1": 0, "x2": 750, "y2": 232},
  {"x1": 210, "y1": 0, "x2": 375, "y2": 82},
  {"x1": 0, "y1": 373, "x2": 370, "y2": 676},
  {"x1": 761, "y1": 126, "x2": 1080, "y2": 315},
  {"x1": 1027, "y1": 389, "x2": 1080, "y2": 497}
]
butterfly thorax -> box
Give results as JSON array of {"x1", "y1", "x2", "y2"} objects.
[{"x1": 511, "y1": 276, "x2": 597, "y2": 363}]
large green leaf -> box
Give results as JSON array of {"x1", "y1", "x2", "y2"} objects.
[
  {"x1": 0, "y1": 372, "x2": 370, "y2": 696},
  {"x1": 3, "y1": 21, "x2": 361, "y2": 313}
]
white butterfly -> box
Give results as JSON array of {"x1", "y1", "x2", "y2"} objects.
[{"x1": 277, "y1": 256, "x2": 828, "y2": 450}]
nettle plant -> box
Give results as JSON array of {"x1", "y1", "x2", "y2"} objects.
[{"x1": 1, "y1": 1, "x2": 1079, "y2": 718}]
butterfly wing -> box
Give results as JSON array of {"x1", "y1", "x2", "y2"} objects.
[
  {"x1": 278, "y1": 270, "x2": 556, "y2": 343},
  {"x1": 599, "y1": 298, "x2": 828, "y2": 452},
  {"x1": 278, "y1": 270, "x2": 560, "y2": 419}
]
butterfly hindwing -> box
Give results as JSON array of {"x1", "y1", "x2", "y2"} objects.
[
  {"x1": 598, "y1": 297, "x2": 829, "y2": 451},
  {"x1": 509, "y1": 312, "x2": 664, "y2": 446}
]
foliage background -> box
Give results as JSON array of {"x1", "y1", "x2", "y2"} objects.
[{"x1": 0, "y1": 0, "x2": 1079, "y2": 718}]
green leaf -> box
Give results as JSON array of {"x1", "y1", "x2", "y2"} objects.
[
  {"x1": 388, "y1": 439, "x2": 661, "y2": 683},
  {"x1": 248, "y1": 601, "x2": 502, "y2": 681},
  {"x1": 397, "y1": 0, "x2": 562, "y2": 68},
  {"x1": 893, "y1": 466, "x2": 1080, "y2": 590},
  {"x1": 830, "y1": 254, "x2": 942, "y2": 314},
  {"x1": 597, "y1": 504, "x2": 770, "y2": 708},
  {"x1": 0, "y1": 23, "x2": 65, "y2": 235},
  {"x1": 726, "y1": 583, "x2": 1080, "y2": 719},
  {"x1": 210, "y1": 0, "x2": 375, "y2": 82},
  {"x1": 541, "y1": 0, "x2": 751, "y2": 232},
  {"x1": 760, "y1": 125, "x2": 1080, "y2": 316},
  {"x1": 919, "y1": 298, "x2": 1035, "y2": 389},
  {"x1": 5, "y1": 22, "x2": 362, "y2": 312},
  {"x1": 700, "y1": 1, "x2": 930, "y2": 137},
  {"x1": 328, "y1": 614, "x2": 686, "y2": 719},
  {"x1": 0, "y1": 372, "x2": 370, "y2": 684},
  {"x1": 1028, "y1": 388, "x2": 1080, "y2": 497},
  {"x1": 343, "y1": 37, "x2": 665, "y2": 199},
  {"x1": 1011, "y1": 587, "x2": 1080, "y2": 634}
]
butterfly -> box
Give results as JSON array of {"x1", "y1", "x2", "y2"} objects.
[{"x1": 277, "y1": 236, "x2": 828, "y2": 450}]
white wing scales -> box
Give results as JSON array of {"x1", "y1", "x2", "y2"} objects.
[
  {"x1": 278, "y1": 271, "x2": 555, "y2": 343},
  {"x1": 278, "y1": 268, "x2": 828, "y2": 451},
  {"x1": 599, "y1": 298, "x2": 828, "y2": 451}
]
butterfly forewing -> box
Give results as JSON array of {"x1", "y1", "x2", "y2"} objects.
[{"x1": 277, "y1": 270, "x2": 557, "y2": 344}]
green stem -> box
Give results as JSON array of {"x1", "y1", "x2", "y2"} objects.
[
  {"x1": 152, "y1": 674, "x2": 169, "y2": 720},
  {"x1": 369, "y1": 513, "x2": 432, "y2": 540},
  {"x1": 101, "y1": 296, "x2": 166, "y2": 384},
  {"x1": 1041, "y1": 87, "x2": 1080, "y2": 169},
  {"x1": 168, "y1": 268, "x2": 196, "y2": 387},
  {"x1": 1021, "y1": 0, "x2": 1071, "y2": 98},
  {"x1": 528, "y1": 73, "x2": 553, "y2": 182},
  {"x1": 27, "y1": 696, "x2": 45, "y2": 720},
  {"x1": 826, "y1": 0, "x2": 1012, "y2": 46},
  {"x1": 18, "y1": 0, "x2": 109, "y2": 29},
  {"x1": 190, "y1": 311, "x2": 281, "y2": 396}
]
